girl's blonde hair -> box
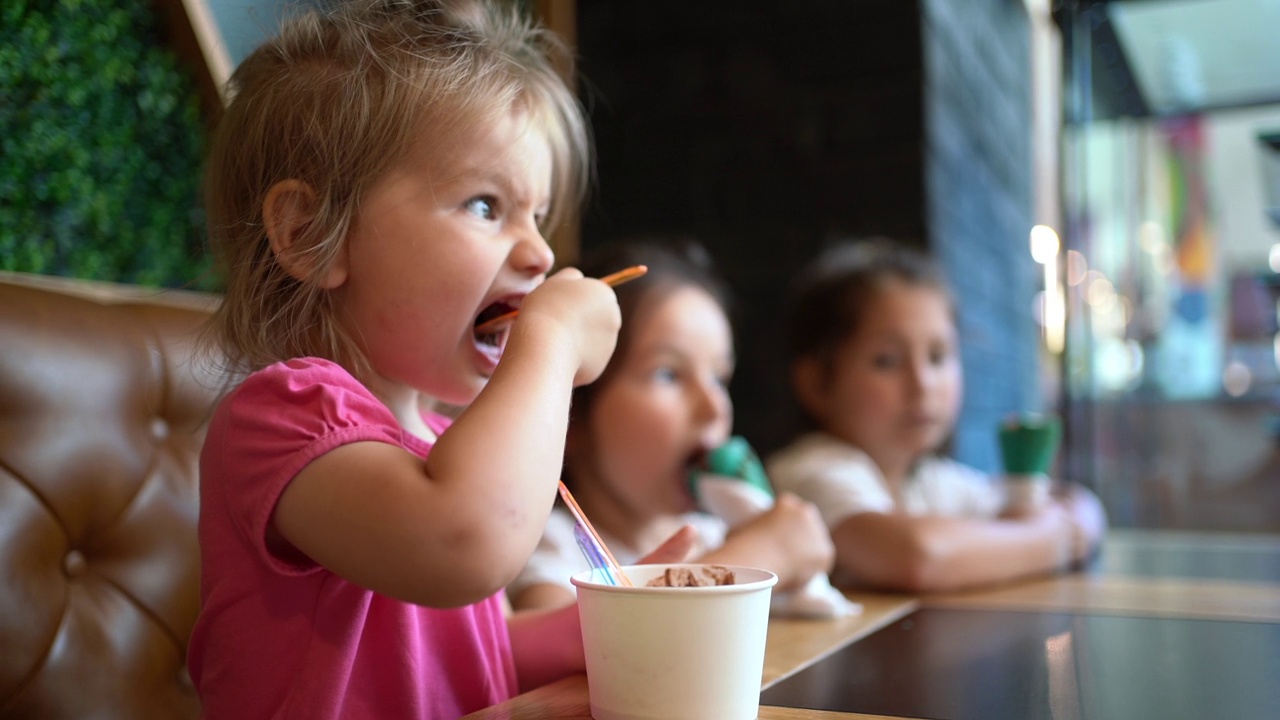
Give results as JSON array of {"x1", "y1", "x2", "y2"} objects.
[{"x1": 204, "y1": 0, "x2": 590, "y2": 372}]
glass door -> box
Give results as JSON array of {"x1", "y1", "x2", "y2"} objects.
[{"x1": 1056, "y1": 0, "x2": 1280, "y2": 531}]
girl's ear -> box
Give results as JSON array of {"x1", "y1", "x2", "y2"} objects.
[
  {"x1": 263, "y1": 179, "x2": 348, "y2": 289},
  {"x1": 791, "y1": 355, "x2": 829, "y2": 424}
]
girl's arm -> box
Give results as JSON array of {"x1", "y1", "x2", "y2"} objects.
[
  {"x1": 697, "y1": 493, "x2": 835, "y2": 591},
  {"x1": 1054, "y1": 482, "x2": 1109, "y2": 561},
  {"x1": 830, "y1": 506, "x2": 1080, "y2": 592},
  {"x1": 273, "y1": 271, "x2": 621, "y2": 608}
]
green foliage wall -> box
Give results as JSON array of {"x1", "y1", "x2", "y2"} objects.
[{"x1": 1, "y1": 0, "x2": 212, "y2": 289}]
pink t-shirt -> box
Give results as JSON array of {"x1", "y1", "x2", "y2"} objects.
[{"x1": 188, "y1": 357, "x2": 517, "y2": 720}]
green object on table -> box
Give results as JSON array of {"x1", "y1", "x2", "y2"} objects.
[
  {"x1": 998, "y1": 415, "x2": 1061, "y2": 475},
  {"x1": 693, "y1": 435, "x2": 776, "y2": 499}
]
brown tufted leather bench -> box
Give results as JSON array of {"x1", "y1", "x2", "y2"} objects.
[{"x1": 0, "y1": 272, "x2": 226, "y2": 719}]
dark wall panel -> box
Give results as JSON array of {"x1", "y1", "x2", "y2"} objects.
[{"x1": 576, "y1": 0, "x2": 927, "y2": 455}]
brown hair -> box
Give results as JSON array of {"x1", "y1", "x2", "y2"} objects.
[
  {"x1": 204, "y1": 0, "x2": 590, "y2": 373},
  {"x1": 787, "y1": 237, "x2": 952, "y2": 375}
]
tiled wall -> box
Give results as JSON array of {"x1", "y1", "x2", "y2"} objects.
[
  {"x1": 577, "y1": 0, "x2": 1039, "y2": 468},
  {"x1": 922, "y1": 0, "x2": 1040, "y2": 472}
]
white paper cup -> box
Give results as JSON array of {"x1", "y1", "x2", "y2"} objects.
[
  {"x1": 572, "y1": 563, "x2": 777, "y2": 720},
  {"x1": 1004, "y1": 472, "x2": 1052, "y2": 513}
]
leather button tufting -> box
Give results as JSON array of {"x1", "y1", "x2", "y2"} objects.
[
  {"x1": 1, "y1": 276, "x2": 218, "y2": 719},
  {"x1": 64, "y1": 550, "x2": 87, "y2": 577}
]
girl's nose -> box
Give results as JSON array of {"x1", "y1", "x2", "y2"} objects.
[
  {"x1": 513, "y1": 225, "x2": 555, "y2": 276},
  {"x1": 907, "y1": 360, "x2": 933, "y2": 394},
  {"x1": 692, "y1": 376, "x2": 733, "y2": 431}
]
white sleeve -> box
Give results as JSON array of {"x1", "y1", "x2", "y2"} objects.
[
  {"x1": 949, "y1": 459, "x2": 1004, "y2": 517},
  {"x1": 913, "y1": 457, "x2": 1003, "y2": 518},
  {"x1": 505, "y1": 509, "x2": 590, "y2": 599},
  {"x1": 766, "y1": 435, "x2": 895, "y2": 528}
]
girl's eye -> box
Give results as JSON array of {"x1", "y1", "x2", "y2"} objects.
[
  {"x1": 871, "y1": 353, "x2": 901, "y2": 370},
  {"x1": 464, "y1": 196, "x2": 497, "y2": 220},
  {"x1": 928, "y1": 342, "x2": 955, "y2": 366},
  {"x1": 653, "y1": 366, "x2": 678, "y2": 384}
]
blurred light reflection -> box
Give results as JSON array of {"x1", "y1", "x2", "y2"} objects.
[
  {"x1": 1066, "y1": 250, "x2": 1089, "y2": 286},
  {"x1": 1223, "y1": 361, "x2": 1252, "y2": 397},
  {"x1": 1087, "y1": 276, "x2": 1117, "y2": 312},
  {"x1": 1140, "y1": 220, "x2": 1166, "y2": 254},
  {"x1": 1045, "y1": 630, "x2": 1082, "y2": 720},
  {"x1": 1031, "y1": 225, "x2": 1060, "y2": 263}
]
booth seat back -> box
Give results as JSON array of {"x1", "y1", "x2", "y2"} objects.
[{"x1": 0, "y1": 273, "x2": 225, "y2": 720}]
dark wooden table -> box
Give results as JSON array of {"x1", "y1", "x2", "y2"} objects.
[
  {"x1": 467, "y1": 530, "x2": 1280, "y2": 719},
  {"x1": 762, "y1": 530, "x2": 1280, "y2": 720}
]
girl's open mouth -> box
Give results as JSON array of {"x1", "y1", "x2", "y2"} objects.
[{"x1": 474, "y1": 301, "x2": 517, "y2": 349}]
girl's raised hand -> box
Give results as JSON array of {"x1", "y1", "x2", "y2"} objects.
[
  {"x1": 721, "y1": 493, "x2": 835, "y2": 591},
  {"x1": 636, "y1": 524, "x2": 700, "y2": 565},
  {"x1": 516, "y1": 268, "x2": 622, "y2": 386}
]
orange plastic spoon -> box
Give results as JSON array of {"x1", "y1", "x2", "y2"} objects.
[{"x1": 474, "y1": 265, "x2": 648, "y2": 335}]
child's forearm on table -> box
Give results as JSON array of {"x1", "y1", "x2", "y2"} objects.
[{"x1": 832, "y1": 512, "x2": 1074, "y2": 592}]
